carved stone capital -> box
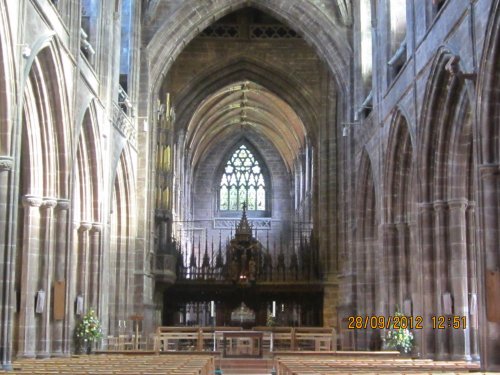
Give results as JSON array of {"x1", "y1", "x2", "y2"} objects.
[
  {"x1": 42, "y1": 198, "x2": 58, "y2": 209},
  {"x1": 448, "y1": 198, "x2": 468, "y2": 211},
  {"x1": 418, "y1": 202, "x2": 434, "y2": 212},
  {"x1": 433, "y1": 200, "x2": 447, "y2": 211},
  {"x1": 0, "y1": 156, "x2": 14, "y2": 172},
  {"x1": 79, "y1": 222, "x2": 93, "y2": 232},
  {"x1": 56, "y1": 199, "x2": 71, "y2": 211},
  {"x1": 22, "y1": 195, "x2": 43, "y2": 208},
  {"x1": 90, "y1": 223, "x2": 103, "y2": 233}
]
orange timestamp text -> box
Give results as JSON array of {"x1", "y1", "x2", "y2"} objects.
[{"x1": 347, "y1": 315, "x2": 467, "y2": 330}]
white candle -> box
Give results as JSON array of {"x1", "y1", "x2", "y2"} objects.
[
  {"x1": 210, "y1": 300, "x2": 215, "y2": 318},
  {"x1": 272, "y1": 301, "x2": 276, "y2": 317}
]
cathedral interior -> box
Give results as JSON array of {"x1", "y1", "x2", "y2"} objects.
[{"x1": 1, "y1": 0, "x2": 500, "y2": 372}]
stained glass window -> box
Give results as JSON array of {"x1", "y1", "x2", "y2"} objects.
[{"x1": 219, "y1": 145, "x2": 266, "y2": 211}]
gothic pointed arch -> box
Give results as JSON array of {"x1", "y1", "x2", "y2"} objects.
[
  {"x1": 108, "y1": 146, "x2": 136, "y2": 336},
  {"x1": 475, "y1": 0, "x2": 500, "y2": 367},
  {"x1": 74, "y1": 101, "x2": 103, "y2": 224},
  {"x1": 383, "y1": 110, "x2": 415, "y2": 337},
  {"x1": 417, "y1": 46, "x2": 476, "y2": 360},
  {"x1": 185, "y1": 80, "x2": 306, "y2": 173},
  {"x1": 147, "y1": 0, "x2": 352, "y2": 94},
  {"x1": 15, "y1": 40, "x2": 72, "y2": 358},
  {"x1": 418, "y1": 47, "x2": 471, "y2": 202},
  {"x1": 385, "y1": 110, "x2": 415, "y2": 224},
  {"x1": 173, "y1": 58, "x2": 319, "y2": 143},
  {"x1": 21, "y1": 45, "x2": 71, "y2": 197},
  {"x1": 353, "y1": 149, "x2": 378, "y2": 350}
]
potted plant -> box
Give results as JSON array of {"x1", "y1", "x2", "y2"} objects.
[
  {"x1": 383, "y1": 311, "x2": 414, "y2": 354},
  {"x1": 74, "y1": 308, "x2": 103, "y2": 354}
]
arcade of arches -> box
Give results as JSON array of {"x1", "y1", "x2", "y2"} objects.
[{"x1": 0, "y1": 0, "x2": 500, "y2": 371}]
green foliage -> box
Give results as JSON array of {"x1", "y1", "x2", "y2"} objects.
[
  {"x1": 383, "y1": 311, "x2": 414, "y2": 354},
  {"x1": 75, "y1": 309, "x2": 103, "y2": 345},
  {"x1": 266, "y1": 315, "x2": 276, "y2": 327}
]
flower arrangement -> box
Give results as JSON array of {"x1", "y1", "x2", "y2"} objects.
[
  {"x1": 266, "y1": 314, "x2": 276, "y2": 327},
  {"x1": 383, "y1": 311, "x2": 414, "y2": 354},
  {"x1": 75, "y1": 309, "x2": 103, "y2": 353}
]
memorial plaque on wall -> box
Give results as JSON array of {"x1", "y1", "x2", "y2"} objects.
[
  {"x1": 486, "y1": 270, "x2": 500, "y2": 322},
  {"x1": 53, "y1": 281, "x2": 65, "y2": 320}
]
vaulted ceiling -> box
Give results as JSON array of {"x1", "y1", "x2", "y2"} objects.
[{"x1": 186, "y1": 81, "x2": 306, "y2": 172}]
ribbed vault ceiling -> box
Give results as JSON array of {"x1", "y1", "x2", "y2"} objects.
[{"x1": 186, "y1": 81, "x2": 306, "y2": 171}]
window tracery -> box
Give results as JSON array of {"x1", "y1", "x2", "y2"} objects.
[{"x1": 219, "y1": 144, "x2": 266, "y2": 211}]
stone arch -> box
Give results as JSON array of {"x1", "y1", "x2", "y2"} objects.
[
  {"x1": 16, "y1": 40, "x2": 72, "y2": 358},
  {"x1": 417, "y1": 46, "x2": 476, "y2": 360},
  {"x1": 418, "y1": 47, "x2": 471, "y2": 202},
  {"x1": 383, "y1": 110, "x2": 415, "y2": 328},
  {"x1": 474, "y1": 0, "x2": 500, "y2": 368},
  {"x1": 353, "y1": 149, "x2": 378, "y2": 350},
  {"x1": 74, "y1": 102, "x2": 103, "y2": 223},
  {"x1": 478, "y1": 0, "x2": 500, "y2": 165},
  {"x1": 385, "y1": 110, "x2": 415, "y2": 223},
  {"x1": 71, "y1": 102, "x2": 104, "y2": 323},
  {"x1": 148, "y1": 0, "x2": 351, "y2": 94},
  {"x1": 173, "y1": 58, "x2": 319, "y2": 143},
  {"x1": 108, "y1": 146, "x2": 136, "y2": 336},
  {"x1": 20, "y1": 41, "x2": 71, "y2": 199}
]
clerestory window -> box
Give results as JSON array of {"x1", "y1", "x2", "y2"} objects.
[{"x1": 219, "y1": 144, "x2": 267, "y2": 211}]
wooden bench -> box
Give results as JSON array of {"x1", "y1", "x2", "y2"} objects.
[{"x1": 12, "y1": 354, "x2": 215, "y2": 375}]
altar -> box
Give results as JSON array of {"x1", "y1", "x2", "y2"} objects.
[{"x1": 222, "y1": 331, "x2": 263, "y2": 358}]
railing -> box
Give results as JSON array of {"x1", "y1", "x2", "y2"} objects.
[
  {"x1": 153, "y1": 326, "x2": 336, "y2": 354},
  {"x1": 176, "y1": 261, "x2": 322, "y2": 283},
  {"x1": 112, "y1": 102, "x2": 136, "y2": 147}
]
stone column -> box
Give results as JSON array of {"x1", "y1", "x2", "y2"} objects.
[
  {"x1": 382, "y1": 223, "x2": 397, "y2": 313},
  {"x1": 478, "y1": 165, "x2": 500, "y2": 369},
  {"x1": 89, "y1": 224, "x2": 102, "y2": 311},
  {"x1": 418, "y1": 202, "x2": 434, "y2": 357},
  {"x1": 433, "y1": 200, "x2": 448, "y2": 359},
  {"x1": 52, "y1": 199, "x2": 70, "y2": 356},
  {"x1": 0, "y1": 157, "x2": 13, "y2": 367},
  {"x1": 466, "y1": 202, "x2": 479, "y2": 361},
  {"x1": 78, "y1": 222, "x2": 92, "y2": 311},
  {"x1": 18, "y1": 195, "x2": 43, "y2": 358},
  {"x1": 396, "y1": 222, "x2": 409, "y2": 304},
  {"x1": 38, "y1": 198, "x2": 57, "y2": 358},
  {"x1": 448, "y1": 198, "x2": 471, "y2": 360},
  {"x1": 0, "y1": 156, "x2": 13, "y2": 238}
]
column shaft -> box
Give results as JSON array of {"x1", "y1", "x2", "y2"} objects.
[
  {"x1": 433, "y1": 201, "x2": 448, "y2": 359},
  {"x1": 18, "y1": 196, "x2": 43, "y2": 358},
  {"x1": 0, "y1": 157, "x2": 14, "y2": 367},
  {"x1": 418, "y1": 203, "x2": 434, "y2": 356},
  {"x1": 448, "y1": 199, "x2": 471, "y2": 360},
  {"x1": 38, "y1": 199, "x2": 57, "y2": 357},
  {"x1": 89, "y1": 225, "x2": 102, "y2": 310},
  {"x1": 52, "y1": 200, "x2": 70, "y2": 356},
  {"x1": 78, "y1": 223, "x2": 92, "y2": 311}
]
